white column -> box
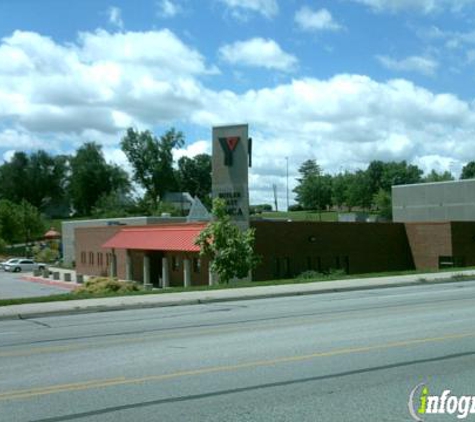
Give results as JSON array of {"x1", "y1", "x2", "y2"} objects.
[
  {"x1": 110, "y1": 249, "x2": 117, "y2": 278},
  {"x1": 208, "y1": 260, "x2": 218, "y2": 286},
  {"x1": 143, "y1": 254, "x2": 152, "y2": 289},
  {"x1": 125, "y1": 250, "x2": 132, "y2": 281},
  {"x1": 183, "y1": 258, "x2": 191, "y2": 288},
  {"x1": 162, "y1": 256, "x2": 169, "y2": 288}
]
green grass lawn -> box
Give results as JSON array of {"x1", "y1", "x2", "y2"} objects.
[{"x1": 259, "y1": 211, "x2": 338, "y2": 221}]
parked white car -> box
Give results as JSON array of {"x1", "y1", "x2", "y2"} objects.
[
  {"x1": 0, "y1": 258, "x2": 25, "y2": 270},
  {"x1": 4, "y1": 259, "x2": 47, "y2": 273}
]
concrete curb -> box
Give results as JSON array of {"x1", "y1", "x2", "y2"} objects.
[
  {"x1": 1, "y1": 269, "x2": 474, "y2": 321},
  {"x1": 20, "y1": 276, "x2": 78, "y2": 291}
]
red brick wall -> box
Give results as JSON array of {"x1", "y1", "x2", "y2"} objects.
[
  {"x1": 404, "y1": 223, "x2": 452, "y2": 270},
  {"x1": 251, "y1": 221, "x2": 415, "y2": 280}
]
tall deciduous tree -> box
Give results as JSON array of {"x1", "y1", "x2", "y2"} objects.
[
  {"x1": 177, "y1": 153, "x2": 212, "y2": 207},
  {"x1": 195, "y1": 198, "x2": 259, "y2": 284},
  {"x1": 0, "y1": 151, "x2": 68, "y2": 212},
  {"x1": 121, "y1": 127, "x2": 184, "y2": 208},
  {"x1": 461, "y1": 162, "x2": 475, "y2": 179},
  {"x1": 69, "y1": 142, "x2": 130, "y2": 216},
  {"x1": 0, "y1": 200, "x2": 44, "y2": 244},
  {"x1": 293, "y1": 160, "x2": 332, "y2": 212},
  {"x1": 423, "y1": 170, "x2": 454, "y2": 183}
]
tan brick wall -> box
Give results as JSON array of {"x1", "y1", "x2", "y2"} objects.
[{"x1": 75, "y1": 226, "x2": 125, "y2": 278}]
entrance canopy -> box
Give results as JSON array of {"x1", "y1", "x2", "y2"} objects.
[{"x1": 102, "y1": 223, "x2": 207, "y2": 252}]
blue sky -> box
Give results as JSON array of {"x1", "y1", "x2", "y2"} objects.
[{"x1": 1, "y1": 0, "x2": 475, "y2": 206}]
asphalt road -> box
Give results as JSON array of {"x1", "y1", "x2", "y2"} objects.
[
  {"x1": 0, "y1": 281, "x2": 474, "y2": 421},
  {"x1": 0, "y1": 271, "x2": 70, "y2": 299}
]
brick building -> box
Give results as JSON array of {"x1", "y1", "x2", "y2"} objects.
[{"x1": 74, "y1": 219, "x2": 475, "y2": 287}]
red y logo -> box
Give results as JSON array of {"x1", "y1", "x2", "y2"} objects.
[{"x1": 219, "y1": 137, "x2": 240, "y2": 166}]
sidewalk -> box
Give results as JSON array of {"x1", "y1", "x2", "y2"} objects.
[{"x1": 1, "y1": 269, "x2": 475, "y2": 320}]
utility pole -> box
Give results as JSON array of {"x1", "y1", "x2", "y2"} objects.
[
  {"x1": 273, "y1": 184, "x2": 278, "y2": 212},
  {"x1": 286, "y1": 157, "x2": 289, "y2": 211}
]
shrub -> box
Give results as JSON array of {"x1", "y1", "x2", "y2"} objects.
[
  {"x1": 297, "y1": 268, "x2": 347, "y2": 281},
  {"x1": 74, "y1": 277, "x2": 142, "y2": 295},
  {"x1": 288, "y1": 204, "x2": 304, "y2": 212},
  {"x1": 33, "y1": 246, "x2": 60, "y2": 263},
  {"x1": 297, "y1": 270, "x2": 324, "y2": 280}
]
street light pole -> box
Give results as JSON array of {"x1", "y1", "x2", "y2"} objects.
[{"x1": 286, "y1": 157, "x2": 289, "y2": 211}]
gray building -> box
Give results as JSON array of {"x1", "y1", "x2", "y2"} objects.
[
  {"x1": 392, "y1": 179, "x2": 475, "y2": 222},
  {"x1": 62, "y1": 216, "x2": 186, "y2": 267}
]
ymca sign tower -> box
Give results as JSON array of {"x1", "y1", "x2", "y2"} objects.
[{"x1": 212, "y1": 124, "x2": 252, "y2": 230}]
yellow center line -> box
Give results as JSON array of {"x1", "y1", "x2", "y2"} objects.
[{"x1": 1, "y1": 331, "x2": 474, "y2": 402}]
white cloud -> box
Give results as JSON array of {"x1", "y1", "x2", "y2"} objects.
[
  {"x1": 2, "y1": 150, "x2": 15, "y2": 163},
  {"x1": 173, "y1": 140, "x2": 211, "y2": 161},
  {"x1": 0, "y1": 29, "x2": 216, "y2": 134},
  {"x1": 218, "y1": 0, "x2": 278, "y2": 19},
  {"x1": 107, "y1": 6, "x2": 124, "y2": 29},
  {"x1": 219, "y1": 38, "x2": 298, "y2": 72},
  {"x1": 191, "y1": 74, "x2": 475, "y2": 204},
  {"x1": 2, "y1": 29, "x2": 475, "y2": 206},
  {"x1": 377, "y1": 55, "x2": 439, "y2": 76},
  {"x1": 295, "y1": 7, "x2": 342, "y2": 32},
  {"x1": 349, "y1": 0, "x2": 475, "y2": 13},
  {"x1": 156, "y1": 0, "x2": 182, "y2": 18}
]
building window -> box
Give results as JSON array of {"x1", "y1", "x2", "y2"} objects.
[
  {"x1": 89, "y1": 252, "x2": 94, "y2": 266},
  {"x1": 97, "y1": 253, "x2": 103, "y2": 267},
  {"x1": 193, "y1": 257, "x2": 201, "y2": 273},
  {"x1": 106, "y1": 253, "x2": 111, "y2": 267},
  {"x1": 172, "y1": 256, "x2": 179, "y2": 271},
  {"x1": 81, "y1": 252, "x2": 86, "y2": 264}
]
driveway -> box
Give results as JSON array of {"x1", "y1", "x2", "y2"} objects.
[{"x1": 0, "y1": 271, "x2": 72, "y2": 299}]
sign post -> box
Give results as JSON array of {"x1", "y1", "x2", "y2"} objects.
[{"x1": 212, "y1": 124, "x2": 251, "y2": 231}]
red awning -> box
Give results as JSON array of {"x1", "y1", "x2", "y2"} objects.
[
  {"x1": 44, "y1": 228, "x2": 61, "y2": 239},
  {"x1": 102, "y1": 223, "x2": 207, "y2": 252}
]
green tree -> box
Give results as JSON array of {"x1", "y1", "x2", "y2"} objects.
[
  {"x1": 346, "y1": 170, "x2": 373, "y2": 210},
  {"x1": 332, "y1": 172, "x2": 351, "y2": 210},
  {"x1": 461, "y1": 162, "x2": 475, "y2": 179},
  {"x1": 0, "y1": 151, "x2": 68, "y2": 212},
  {"x1": 373, "y1": 189, "x2": 392, "y2": 220},
  {"x1": 366, "y1": 160, "x2": 423, "y2": 194},
  {"x1": 121, "y1": 127, "x2": 184, "y2": 208},
  {"x1": 91, "y1": 191, "x2": 137, "y2": 219},
  {"x1": 0, "y1": 152, "x2": 29, "y2": 204},
  {"x1": 195, "y1": 198, "x2": 259, "y2": 284},
  {"x1": 379, "y1": 161, "x2": 423, "y2": 190},
  {"x1": 177, "y1": 154, "x2": 212, "y2": 207},
  {"x1": 423, "y1": 170, "x2": 454, "y2": 183},
  {"x1": 69, "y1": 142, "x2": 130, "y2": 216},
  {"x1": 0, "y1": 200, "x2": 44, "y2": 244},
  {"x1": 366, "y1": 161, "x2": 385, "y2": 196},
  {"x1": 293, "y1": 160, "x2": 332, "y2": 212}
]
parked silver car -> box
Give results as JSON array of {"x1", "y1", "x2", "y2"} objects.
[
  {"x1": 0, "y1": 257, "x2": 25, "y2": 270},
  {"x1": 4, "y1": 259, "x2": 47, "y2": 273}
]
